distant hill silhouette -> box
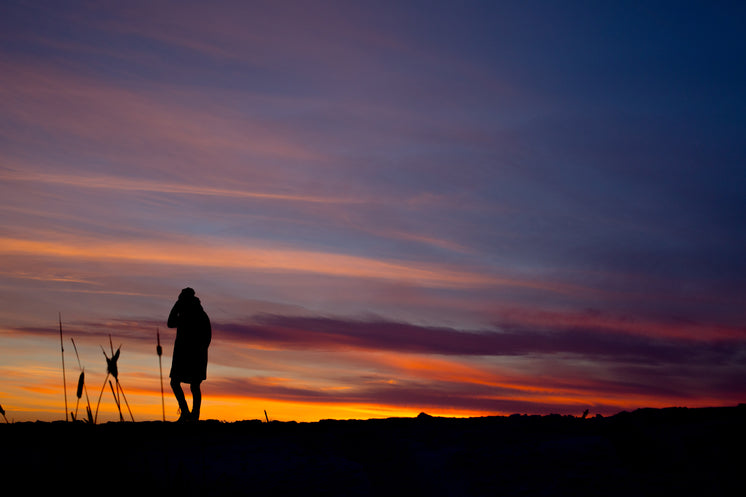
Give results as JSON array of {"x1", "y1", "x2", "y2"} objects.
[{"x1": 3, "y1": 405, "x2": 744, "y2": 496}]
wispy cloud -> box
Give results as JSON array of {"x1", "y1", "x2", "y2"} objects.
[
  {"x1": 217, "y1": 314, "x2": 746, "y2": 365},
  {"x1": 0, "y1": 169, "x2": 364, "y2": 205},
  {"x1": 0, "y1": 58, "x2": 325, "y2": 166},
  {"x1": 0, "y1": 235, "x2": 504, "y2": 288}
]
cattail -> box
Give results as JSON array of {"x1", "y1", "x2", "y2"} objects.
[
  {"x1": 0, "y1": 404, "x2": 8, "y2": 424},
  {"x1": 71, "y1": 371, "x2": 85, "y2": 421},
  {"x1": 70, "y1": 338, "x2": 93, "y2": 423},
  {"x1": 76, "y1": 371, "x2": 85, "y2": 399}
]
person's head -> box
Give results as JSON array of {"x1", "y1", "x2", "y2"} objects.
[{"x1": 178, "y1": 287, "x2": 196, "y2": 301}]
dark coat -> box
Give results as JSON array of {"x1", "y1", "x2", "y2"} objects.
[{"x1": 168, "y1": 296, "x2": 211, "y2": 383}]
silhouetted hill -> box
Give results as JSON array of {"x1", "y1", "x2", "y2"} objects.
[{"x1": 4, "y1": 405, "x2": 744, "y2": 496}]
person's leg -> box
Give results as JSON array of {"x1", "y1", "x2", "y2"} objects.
[
  {"x1": 171, "y1": 378, "x2": 190, "y2": 420},
  {"x1": 190, "y1": 382, "x2": 202, "y2": 421}
]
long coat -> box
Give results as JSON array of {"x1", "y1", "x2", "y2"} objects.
[{"x1": 167, "y1": 296, "x2": 211, "y2": 383}]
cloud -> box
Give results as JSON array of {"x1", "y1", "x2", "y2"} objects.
[
  {"x1": 6, "y1": 309, "x2": 744, "y2": 419},
  {"x1": 0, "y1": 235, "x2": 505, "y2": 289},
  {"x1": 217, "y1": 313, "x2": 746, "y2": 366},
  {"x1": 0, "y1": 169, "x2": 362, "y2": 205},
  {"x1": 0, "y1": 58, "x2": 325, "y2": 168},
  {"x1": 203, "y1": 311, "x2": 746, "y2": 415},
  {"x1": 206, "y1": 375, "x2": 596, "y2": 415}
]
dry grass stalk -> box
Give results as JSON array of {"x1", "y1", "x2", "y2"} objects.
[
  {"x1": 70, "y1": 338, "x2": 94, "y2": 423},
  {"x1": 109, "y1": 380, "x2": 124, "y2": 422},
  {"x1": 94, "y1": 334, "x2": 135, "y2": 423},
  {"x1": 59, "y1": 313, "x2": 69, "y2": 422},
  {"x1": 157, "y1": 328, "x2": 165, "y2": 422}
]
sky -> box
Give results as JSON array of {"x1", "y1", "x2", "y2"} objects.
[{"x1": 1, "y1": 0, "x2": 744, "y2": 423}]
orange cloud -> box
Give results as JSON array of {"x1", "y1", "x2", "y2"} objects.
[{"x1": 0, "y1": 235, "x2": 513, "y2": 289}]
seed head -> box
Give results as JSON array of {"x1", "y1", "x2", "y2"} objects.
[{"x1": 76, "y1": 371, "x2": 85, "y2": 399}]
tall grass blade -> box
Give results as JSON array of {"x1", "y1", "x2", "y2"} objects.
[
  {"x1": 94, "y1": 373, "x2": 109, "y2": 424},
  {"x1": 71, "y1": 338, "x2": 94, "y2": 423},
  {"x1": 116, "y1": 380, "x2": 135, "y2": 422},
  {"x1": 157, "y1": 328, "x2": 165, "y2": 421},
  {"x1": 59, "y1": 313, "x2": 69, "y2": 422},
  {"x1": 109, "y1": 379, "x2": 123, "y2": 422}
]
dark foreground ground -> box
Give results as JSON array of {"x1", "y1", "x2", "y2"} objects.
[{"x1": 4, "y1": 405, "x2": 745, "y2": 496}]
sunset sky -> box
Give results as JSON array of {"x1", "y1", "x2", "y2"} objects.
[{"x1": 1, "y1": 1, "x2": 744, "y2": 423}]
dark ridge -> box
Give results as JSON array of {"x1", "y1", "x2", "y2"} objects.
[{"x1": 3, "y1": 405, "x2": 744, "y2": 497}]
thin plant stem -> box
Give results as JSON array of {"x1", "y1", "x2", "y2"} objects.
[
  {"x1": 94, "y1": 373, "x2": 109, "y2": 424},
  {"x1": 157, "y1": 328, "x2": 165, "y2": 421},
  {"x1": 59, "y1": 313, "x2": 68, "y2": 422},
  {"x1": 116, "y1": 380, "x2": 135, "y2": 422},
  {"x1": 109, "y1": 380, "x2": 123, "y2": 421},
  {"x1": 71, "y1": 338, "x2": 94, "y2": 423}
]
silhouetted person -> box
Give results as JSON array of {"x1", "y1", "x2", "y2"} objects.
[{"x1": 167, "y1": 287, "x2": 211, "y2": 422}]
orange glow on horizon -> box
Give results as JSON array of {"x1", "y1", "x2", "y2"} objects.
[
  {"x1": 200, "y1": 394, "x2": 495, "y2": 422},
  {"x1": 2, "y1": 366, "x2": 738, "y2": 423}
]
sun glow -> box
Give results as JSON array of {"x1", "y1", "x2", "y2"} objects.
[{"x1": 200, "y1": 394, "x2": 489, "y2": 422}]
